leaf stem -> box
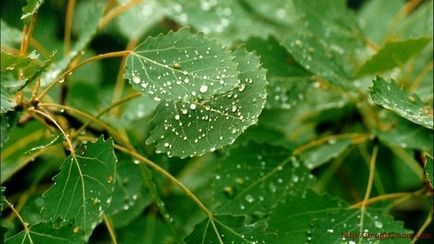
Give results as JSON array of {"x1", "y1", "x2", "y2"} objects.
[
  {"x1": 37, "y1": 102, "x2": 132, "y2": 149},
  {"x1": 411, "y1": 204, "x2": 433, "y2": 244},
  {"x1": 350, "y1": 192, "x2": 413, "y2": 208},
  {"x1": 111, "y1": 39, "x2": 139, "y2": 116},
  {"x1": 76, "y1": 92, "x2": 141, "y2": 135},
  {"x1": 409, "y1": 60, "x2": 433, "y2": 93},
  {"x1": 358, "y1": 145, "x2": 378, "y2": 244},
  {"x1": 35, "y1": 50, "x2": 131, "y2": 101},
  {"x1": 98, "y1": 0, "x2": 143, "y2": 30},
  {"x1": 4, "y1": 199, "x2": 33, "y2": 242},
  {"x1": 30, "y1": 108, "x2": 75, "y2": 154},
  {"x1": 64, "y1": 0, "x2": 77, "y2": 55},
  {"x1": 292, "y1": 133, "x2": 370, "y2": 155},
  {"x1": 103, "y1": 214, "x2": 118, "y2": 244},
  {"x1": 113, "y1": 144, "x2": 214, "y2": 218}
]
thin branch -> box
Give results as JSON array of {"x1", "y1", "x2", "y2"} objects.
[
  {"x1": 358, "y1": 145, "x2": 378, "y2": 243},
  {"x1": 30, "y1": 109, "x2": 75, "y2": 154},
  {"x1": 35, "y1": 50, "x2": 131, "y2": 101},
  {"x1": 111, "y1": 38, "x2": 139, "y2": 116},
  {"x1": 37, "y1": 103, "x2": 133, "y2": 149},
  {"x1": 411, "y1": 205, "x2": 433, "y2": 244},
  {"x1": 103, "y1": 214, "x2": 118, "y2": 244},
  {"x1": 75, "y1": 92, "x2": 141, "y2": 136},
  {"x1": 350, "y1": 192, "x2": 413, "y2": 208},
  {"x1": 64, "y1": 0, "x2": 77, "y2": 55},
  {"x1": 292, "y1": 133, "x2": 370, "y2": 155},
  {"x1": 98, "y1": 0, "x2": 143, "y2": 29},
  {"x1": 4, "y1": 199, "x2": 33, "y2": 242}
]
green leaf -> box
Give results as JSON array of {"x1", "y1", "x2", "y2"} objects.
[
  {"x1": 309, "y1": 209, "x2": 412, "y2": 243},
  {"x1": 21, "y1": 0, "x2": 44, "y2": 23},
  {"x1": 244, "y1": 37, "x2": 312, "y2": 109},
  {"x1": 268, "y1": 191, "x2": 412, "y2": 243},
  {"x1": 1, "y1": 51, "x2": 45, "y2": 75},
  {"x1": 162, "y1": 0, "x2": 278, "y2": 46},
  {"x1": 376, "y1": 113, "x2": 433, "y2": 155},
  {"x1": 40, "y1": 1, "x2": 103, "y2": 86},
  {"x1": 146, "y1": 48, "x2": 267, "y2": 158},
  {"x1": 281, "y1": 31, "x2": 350, "y2": 89},
  {"x1": 185, "y1": 215, "x2": 273, "y2": 243},
  {"x1": 280, "y1": 0, "x2": 364, "y2": 88},
  {"x1": 299, "y1": 138, "x2": 352, "y2": 170},
  {"x1": 0, "y1": 121, "x2": 55, "y2": 183},
  {"x1": 126, "y1": 28, "x2": 240, "y2": 102},
  {"x1": 0, "y1": 20, "x2": 22, "y2": 48},
  {"x1": 396, "y1": 0, "x2": 433, "y2": 39},
  {"x1": 4, "y1": 221, "x2": 81, "y2": 244},
  {"x1": 41, "y1": 137, "x2": 117, "y2": 240},
  {"x1": 106, "y1": 154, "x2": 151, "y2": 228},
  {"x1": 0, "y1": 83, "x2": 18, "y2": 115},
  {"x1": 116, "y1": 0, "x2": 164, "y2": 39},
  {"x1": 212, "y1": 142, "x2": 313, "y2": 216},
  {"x1": 117, "y1": 215, "x2": 179, "y2": 244},
  {"x1": 357, "y1": 38, "x2": 431, "y2": 76},
  {"x1": 358, "y1": 0, "x2": 404, "y2": 45},
  {"x1": 369, "y1": 77, "x2": 433, "y2": 129}
]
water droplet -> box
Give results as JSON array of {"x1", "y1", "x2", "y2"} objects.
[
  {"x1": 190, "y1": 103, "x2": 197, "y2": 110},
  {"x1": 374, "y1": 220, "x2": 383, "y2": 229},
  {"x1": 199, "y1": 84, "x2": 208, "y2": 93},
  {"x1": 245, "y1": 194, "x2": 255, "y2": 203},
  {"x1": 133, "y1": 75, "x2": 140, "y2": 84}
]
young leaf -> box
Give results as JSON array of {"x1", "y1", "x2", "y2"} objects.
[
  {"x1": 41, "y1": 137, "x2": 117, "y2": 240},
  {"x1": 146, "y1": 49, "x2": 267, "y2": 158},
  {"x1": 212, "y1": 142, "x2": 313, "y2": 216},
  {"x1": 4, "y1": 221, "x2": 81, "y2": 244},
  {"x1": 369, "y1": 77, "x2": 433, "y2": 129},
  {"x1": 185, "y1": 215, "x2": 273, "y2": 243},
  {"x1": 125, "y1": 28, "x2": 240, "y2": 102},
  {"x1": 357, "y1": 38, "x2": 431, "y2": 76},
  {"x1": 21, "y1": 0, "x2": 43, "y2": 23}
]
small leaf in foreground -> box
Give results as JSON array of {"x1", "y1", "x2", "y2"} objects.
[
  {"x1": 41, "y1": 137, "x2": 117, "y2": 240},
  {"x1": 369, "y1": 77, "x2": 433, "y2": 129},
  {"x1": 126, "y1": 28, "x2": 239, "y2": 102},
  {"x1": 146, "y1": 49, "x2": 267, "y2": 157}
]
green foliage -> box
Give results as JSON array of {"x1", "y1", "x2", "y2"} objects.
[
  {"x1": 41, "y1": 137, "x2": 117, "y2": 241},
  {"x1": 369, "y1": 77, "x2": 433, "y2": 129},
  {"x1": 1, "y1": 0, "x2": 433, "y2": 243}
]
